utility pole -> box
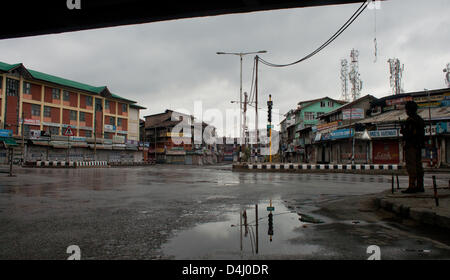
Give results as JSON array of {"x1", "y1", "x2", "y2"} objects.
[
  {"x1": 21, "y1": 111, "x2": 24, "y2": 164},
  {"x1": 243, "y1": 92, "x2": 248, "y2": 148},
  {"x1": 425, "y1": 89, "x2": 434, "y2": 167},
  {"x1": 94, "y1": 113, "x2": 97, "y2": 160},
  {"x1": 216, "y1": 50, "x2": 267, "y2": 162}
]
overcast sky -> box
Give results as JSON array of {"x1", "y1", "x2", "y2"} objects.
[{"x1": 0, "y1": 0, "x2": 449, "y2": 137}]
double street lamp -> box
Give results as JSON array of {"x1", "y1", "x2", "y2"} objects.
[{"x1": 216, "y1": 50, "x2": 267, "y2": 148}]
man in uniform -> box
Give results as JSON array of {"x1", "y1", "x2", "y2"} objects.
[{"x1": 400, "y1": 101, "x2": 425, "y2": 193}]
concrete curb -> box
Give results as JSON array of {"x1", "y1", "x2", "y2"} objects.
[{"x1": 375, "y1": 196, "x2": 450, "y2": 230}]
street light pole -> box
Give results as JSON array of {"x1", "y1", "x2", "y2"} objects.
[{"x1": 216, "y1": 50, "x2": 267, "y2": 162}]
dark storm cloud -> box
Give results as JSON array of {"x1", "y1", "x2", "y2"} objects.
[{"x1": 0, "y1": 0, "x2": 449, "y2": 135}]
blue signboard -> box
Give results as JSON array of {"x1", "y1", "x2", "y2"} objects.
[
  {"x1": 436, "y1": 122, "x2": 449, "y2": 134},
  {"x1": 330, "y1": 129, "x2": 354, "y2": 140},
  {"x1": 440, "y1": 100, "x2": 450, "y2": 107},
  {"x1": 0, "y1": 129, "x2": 13, "y2": 138}
]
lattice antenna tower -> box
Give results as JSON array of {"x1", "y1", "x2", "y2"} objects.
[
  {"x1": 387, "y1": 58, "x2": 404, "y2": 95},
  {"x1": 340, "y1": 59, "x2": 349, "y2": 102},
  {"x1": 348, "y1": 49, "x2": 362, "y2": 101},
  {"x1": 444, "y1": 63, "x2": 450, "y2": 88}
]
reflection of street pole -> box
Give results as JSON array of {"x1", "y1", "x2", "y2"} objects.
[
  {"x1": 268, "y1": 199, "x2": 273, "y2": 242},
  {"x1": 240, "y1": 210, "x2": 243, "y2": 252},
  {"x1": 255, "y1": 204, "x2": 259, "y2": 254}
]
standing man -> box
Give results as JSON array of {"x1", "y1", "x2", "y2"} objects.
[{"x1": 400, "y1": 101, "x2": 425, "y2": 193}]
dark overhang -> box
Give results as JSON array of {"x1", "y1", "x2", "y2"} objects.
[{"x1": 2, "y1": 0, "x2": 367, "y2": 40}]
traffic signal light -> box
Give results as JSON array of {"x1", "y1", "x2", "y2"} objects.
[
  {"x1": 268, "y1": 212, "x2": 274, "y2": 238},
  {"x1": 267, "y1": 99, "x2": 272, "y2": 123}
]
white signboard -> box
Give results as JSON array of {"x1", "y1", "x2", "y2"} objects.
[{"x1": 342, "y1": 108, "x2": 364, "y2": 120}]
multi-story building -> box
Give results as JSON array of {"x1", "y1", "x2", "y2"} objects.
[
  {"x1": 314, "y1": 94, "x2": 375, "y2": 163},
  {"x1": 0, "y1": 61, "x2": 145, "y2": 163},
  {"x1": 144, "y1": 110, "x2": 217, "y2": 164},
  {"x1": 279, "y1": 109, "x2": 296, "y2": 162},
  {"x1": 292, "y1": 97, "x2": 346, "y2": 162}
]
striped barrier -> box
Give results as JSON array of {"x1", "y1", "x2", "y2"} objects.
[
  {"x1": 75, "y1": 161, "x2": 108, "y2": 167},
  {"x1": 33, "y1": 161, "x2": 108, "y2": 168},
  {"x1": 235, "y1": 163, "x2": 401, "y2": 172}
]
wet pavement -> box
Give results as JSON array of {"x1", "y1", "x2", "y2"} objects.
[{"x1": 1, "y1": 164, "x2": 450, "y2": 260}]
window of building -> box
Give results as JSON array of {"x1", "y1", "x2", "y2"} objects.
[
  {"x1": 79, "y1": 111, "x2": 85, "y2": 122},
  {"x1": 86, "y1": 96, "x2": 93, "y2": 106},
  {"x1": 105, "y1": 100, "x2": 110, "y2": 110},
  {"x1": 117, "y1": 118, "x2": 122, "y2": 127},
  {"x1": 31, "y1": 104, "x2": 41, "y2": 116},
  {"x1": 104, "y1": 132, "x2": 111, "y2": 139},
  {"x1": 52, "y1": 88, "x2": 60, "y2": 100},
  {"x1": 63, "y1": 90, "x2": 70, "y2": 101},
  {"x1": 316, "y1": 112, "x2": 324, "y2": 119},
  {"x1": 320, "y1": 101, "x2": 326, "y2": 107},
  {"x1": 23, "y1": 82, "x2": 31, "y2": 94},
  {"x1": 109, "y1": 116, "x2": 115, "y2": 125},
  {"x1": 44, "y1": 106, "x2": 51, "y2": 117},
  {"x1": 70, "y1": 110, "x2": 77, "y2": 121},
  {"x1": 85, "y1": 130, "x2": 92, "y2": 138},
  {"x1": 122, "y1": 104, "x2": 127, "y2": 112},
  {"x1": 304, "y1": 112, "x2": 315, "y2": 121},
  {"x1": 328, "y1": 101, "x2": 334, "y2": 107}
]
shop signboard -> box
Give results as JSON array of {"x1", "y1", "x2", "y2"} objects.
[
  {"x1": 314, "y1": 133, "x2": 322, "y2": 142},
  {"x1": 317, "y1": 121, "x2": 339, "y2": 131},
  {"x1": 436, "y1": 122, "x2": 448, "y2": 134},
  {"x1": 23, "y1": 119, "x2": 40, "y2": 126},
  {"x1": 0, "y1": 129, "x2": 13, "y2": 137},
  {"x1": 342, "y1": 108, "x2": 364, "y2": 120},
  {"x1": 29, "y1": 130, "x2": 42, "y2": 140},
  {"x1": 440, "y1": 100, "x2": 450, "y2": 107},
  {"x1": 330, "y1": 129, "x2": 354, "y2": 140},
  {"x1": 104, "y1": 124, "x2": 116, "y2": 132},
  {"x1": 414, "y1": 95, "x2": 444, "y2": 103},
  {"x1": 372, "y1": 140, "x2": 399, "y2": 164},
  {"x1": 369, "y1": 129, "x2": 398, "y2": 138},
  {"x1": 386, "y1": 96, "x2": 412, "y2": 106}
]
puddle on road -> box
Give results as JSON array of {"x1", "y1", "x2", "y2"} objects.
[{"x1": 161, "y1": 199, "x2": 326, "y2": 259}]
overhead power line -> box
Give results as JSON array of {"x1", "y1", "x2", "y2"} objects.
[{"x1": 257, "y1": 0, "x2": 370, "y2": 68}]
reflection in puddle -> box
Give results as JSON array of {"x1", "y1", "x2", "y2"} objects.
[{"x1": 162, "y1": 199, "x2": 324, "y2": 259}]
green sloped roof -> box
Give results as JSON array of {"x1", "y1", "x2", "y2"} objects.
[
  {"x1": 0, "y1": 61, "x2": 136, "y2": 103},
  {"x1": 27, "y1": 69, "x2": 106, "y2": 94},
  {"x1": 0, "y1": 61, "x2": 21, "y2": 72}
]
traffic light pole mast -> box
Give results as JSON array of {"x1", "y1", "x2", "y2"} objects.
[{"x1": 267, "y1": 95, "x2": 273, "y2": 163}]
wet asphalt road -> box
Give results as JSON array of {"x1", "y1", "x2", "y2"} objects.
[{"x1": 0, "y1": 164, "x2": 449, "y2": 260}]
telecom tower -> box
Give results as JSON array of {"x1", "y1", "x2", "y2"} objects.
[
  {"x1": 387, "y1": 58, "x2": 404, "y2": 95},
  {"x1": 348, "y1": 49, "x2": 363, "y2": 101},
  {"x1": 444, "y1": 63, "x2": 450, "y2": 88},
  {"x1": 340, "y1": 59, "x2": 349, "y2": 102}
]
